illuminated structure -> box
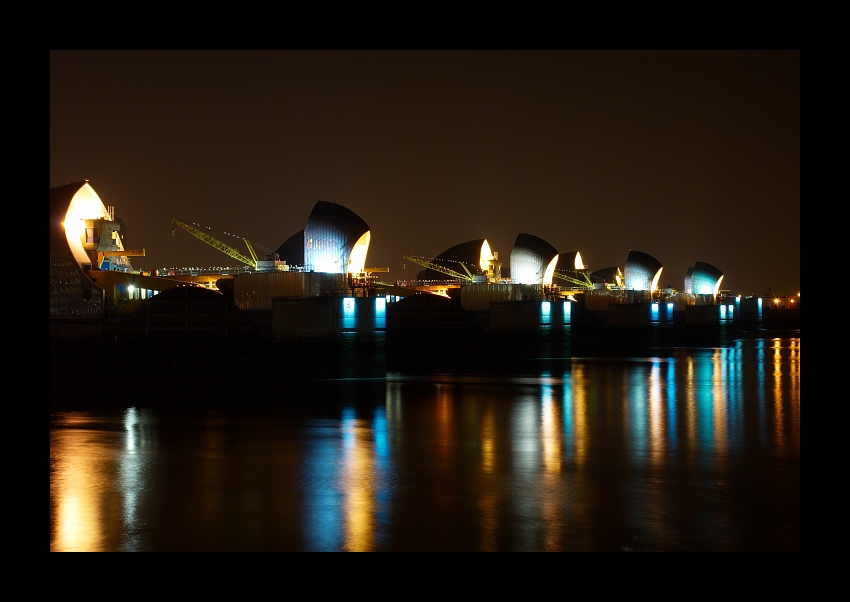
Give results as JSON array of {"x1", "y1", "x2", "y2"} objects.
[
  {"x1": 415, "y1": 239, "x2": 496, "y2": 281},
  {"x1": 509, "y1": 233, "x2": 559, "y2": 285},
  {"x1": 685, "y1": 261, "x2": 724, "y2": 295},
  {"x1": 552, "y1": 251, "x2": 594, "y2": 287},
  {"x1": 50, "y1": 181, "x2": 111, "y2": 318},
  {"x1": 624, "y1": 250, "x2": 663, "y2": 291},
  {"x1": 590, "y1": 266, "x2": 624, "y2": 288},
  {"x1": 50, "y1": 181, "x2": 149, "y2": 319},
  {"x1": 51, "y1": 181, "x2": 184, "y2": 322},
  {"x1": 556, "y1": 251, "x2": 586, "y2": 273},
  {"x1": 52, "y1": 181, "x2": 140, "y2": 273},
  {"x1": 303, "y1": 201, "x2": 371, "y2": 274}
]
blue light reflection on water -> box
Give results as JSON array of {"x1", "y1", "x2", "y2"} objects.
[
  {"x1": 303, "y1": 419, "x2": 344, "y2": 552},
  {"x1": 371, "y1": 406, "x2": 392, "y2": 544},
  {"x1": 666, "y1": 360, "x2": 678, "y2": 450},
  {"x1": 630, "y1": 364, "x2": 649, "y2": 466},
  {"x1": 757, "y1": 339, "x2": 767, "y2": 444},
  {"x1": 561, "y1": 371, "x2": 574, "y2": 460},
  {"x1": 50, "y1": 338, "x2": 800, "y2": 551},
  {"x1": 301, "y1": 404, "x2": 394, "y2": 552}
]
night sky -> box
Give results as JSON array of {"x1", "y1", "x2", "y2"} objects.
[{"x1": 50, "y1": 51, "x2": 800, "y2": 296}]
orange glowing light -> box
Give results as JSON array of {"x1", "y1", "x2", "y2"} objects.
[{"x1": 347, "y1": 231, "x2": 371, "y2": 274}]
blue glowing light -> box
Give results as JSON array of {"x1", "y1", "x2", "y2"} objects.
[
  {"x1": 563, "y1": 301, "x2": 571, "y2": 324},
  {"x1": 541, "y1": 301, "x2": 551, "y2": 324},
  {"x1": 375, "y1": 297, "x2": 386, "y2": 329},
  {"x1": 373, "y1": 408, "x2": 388, "y2": 461},
  {"x1": 342, "y1": 297, "x2": 355, "y2": 329},
  {"x1": 651, "y1": 303, "x2": 659, "y2": 321},
  {"x1": 666, "y1": 361, "x2": 677, "y2": 449}
]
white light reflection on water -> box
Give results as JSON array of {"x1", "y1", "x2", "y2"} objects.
[
  {"x1": 510, "y1": 388, "x2": 540, "y2": 550},
  {"x1": 51, "y1": 339, "x2": 800, "y2": 551},
  {"x1": 119, "y1": 407, "x2": 144, "y2": 551}
]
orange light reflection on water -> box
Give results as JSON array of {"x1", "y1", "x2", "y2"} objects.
[
  {"x1": 773, "y1": 340, "x2": 785, "y2": 451},
  {"x1": 51, "y1": 422, "x2": 113, "y2": 552},
  {"x1": 540, "y1": 382, "x2": 564, "y2": 551},
  {"x1": 571, "y1": 364, "x2": 589, "y2": 466},
  {"x1": 712, "y1": 349, "x2": 728, "y2": 457},
  {"x1": 481, "y1": 407, "x2": 495, "y2": 474},
  {"x1": 52, "y1": 440, "x2": 106, "y2": 551},
  {"x1": 477, "y1": 405, "x2": 499, "y2": 551},
  {"x1": 788, "y1": 339, "x2": 800, "y2": 451},
  {"x1": 685, "y1": 357, "x2": 697, "y2": 451},
  {"x1": 340, "y1": 411, "x2": 378, "y2": 552},
  {"x1": 541, "y1": 384, "x2": 562, "y2": 474},
  {"x1": 437, "y1": 384, "x2": 452, "y2": 466},
  {"x1": 649, "y1": 361, "x2": 665, "y2": 467}
]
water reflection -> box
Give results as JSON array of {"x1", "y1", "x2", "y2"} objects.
[
  {"x1": 649, "y1": 360, "x2": 664, "y2": 467},
  {"x1": 51, "y1": 418, "x2": 111, "y2": 552},
  {"x1": 51, "y1": 338, "x2": 801, "y2": 551},
  {"x1": 302, "y1": 404, "x2": 393, "y2": 552},
  {"x1": 540, "y1": 379, "x2": 565, "y2": 551},
  {"x1": 119, "y1": 407, "x2": 153, "y2": 551},
  {"x1": 50, "y1": 408, "x2": 156, "y2": 552},
  {"x1": 570, "y1": 364, "x2": 589, "y2": 465}
]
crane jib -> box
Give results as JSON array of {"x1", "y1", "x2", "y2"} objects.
[{"x1": 171, "y1": 217, "x2": 258, "y2": 269}]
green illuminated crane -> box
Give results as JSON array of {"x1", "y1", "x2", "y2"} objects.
[
  {"x1": 171, "y1": 217, "x2": 260, "y2": 269},
  {"x1": 403, "y1": 254, "x2": 476, "y2": 281}
]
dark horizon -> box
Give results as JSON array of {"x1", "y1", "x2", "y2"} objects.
[{"x1": 50, "y1": 51, "x2": 800, "y2": 296}]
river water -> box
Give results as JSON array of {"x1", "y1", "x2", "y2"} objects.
[{"x1": 50, "y1": 337, "x2": 800, "y2": 551}]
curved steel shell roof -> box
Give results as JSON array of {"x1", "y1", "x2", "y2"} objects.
[
  {"x1": 624, "y1": 250, "x2": 663, "y2": 291},
  {"x1": 304, "y1": 201, "x2": 370, "y2": 273},
  {"x1": 589, "y1": 266, "x2": 623, "y2": 285},
  {"x1": 555, "y1": 251, "x2": 583, "y2": 272},
  {"x1": 50, "y1": 182, "x2": 88, "y2": 231},
  {"x1": 419, "y1": 239, "x2": 488, "y2": 281},
  {"x1": 510, "y1": 233, "x2": 558, "y2": 285},
  {"x1": 274, "y1": 229, "x2": 305, "y2": 267},
  {"x1": 688, "y1": 261, "x2": 724, "y2": 295},
  {"x1": 49, "y1": 181, "x2": 106, "y2": 318}
]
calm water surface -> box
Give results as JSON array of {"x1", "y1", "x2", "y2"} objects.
[{"x1": 50, "y1": 338, "x2": 800, "y2": 551}]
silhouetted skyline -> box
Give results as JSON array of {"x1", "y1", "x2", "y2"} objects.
[{"x1": 50, "y1": 50, "x2": 800, "y2": 296}]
